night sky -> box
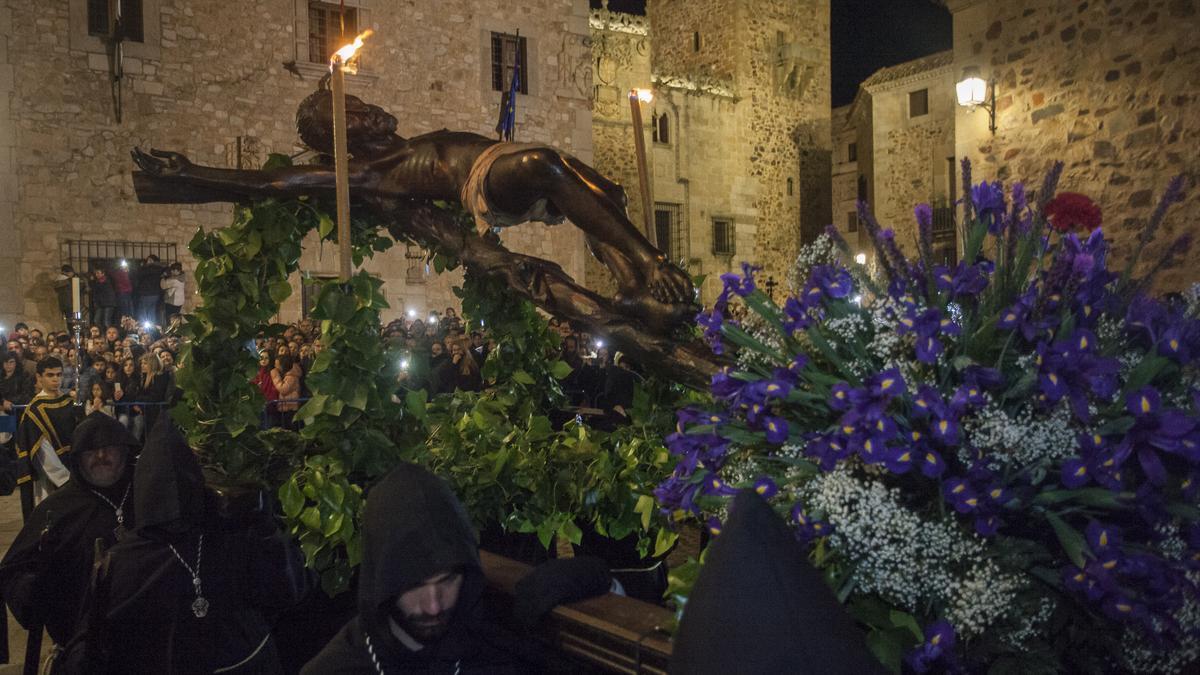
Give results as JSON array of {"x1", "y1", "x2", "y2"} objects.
[{"x1": 589, "y1": 0, "x2": 954, "y2": 108}]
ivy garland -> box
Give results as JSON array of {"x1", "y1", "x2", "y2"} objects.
[{"x1": 172, "y1": 155, "x2": 687, "y2": 595}]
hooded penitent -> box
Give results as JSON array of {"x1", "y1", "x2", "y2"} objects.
[
  {"x1": 0, "y1": 411, "x2": 139, "y2": 645},
  {"x1": 669, "y1": 490, "x2": 886, "y2": 675},
  {"x1": 304, "y1": 463, "x2": 527, "y2": 674},
  {"x1": 90, "y1": 418, "x2": 309, "y2": 674},
  {"x1": 132, "y1": 412, "x2": 205, "y2": 538}
]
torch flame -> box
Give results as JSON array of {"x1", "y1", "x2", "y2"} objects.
[{"x1": 330, "y1": 29, "x2": 373, "y2": 72}]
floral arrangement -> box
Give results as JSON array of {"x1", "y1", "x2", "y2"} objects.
[{"x1": 659, "y1": 161, "x2": 1198, "y2": 673}]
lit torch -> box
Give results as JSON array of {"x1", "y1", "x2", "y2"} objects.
[
  {"x1": 329, "y1": 29, "x2": 373, "y2": 282},
  {"x1": 629, "y1": 88, "x2": 654, "y2": 238}
]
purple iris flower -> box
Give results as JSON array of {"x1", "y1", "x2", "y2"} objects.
[
  {"x1": 866, "y1": 368, "x2": 907, "y2": 399},
  {"x1": 653, "y1": 473, "x2": 702, "y2": 515},
  {"x1": 972, "y1": 180, "x2": 1006, "y2": 228},
  {"x1": 943, "y1": 478, "x2": 980, "y2": 513},
  {"x1": 1086, "y1": 521, "x2": 1121, "y2": 552},
  {"x1": 763, "y1": 416, "x2": 789, "y2": 444},
  {"x1": 882, "y1": 444, "x2": 916, "y2": 474},
  {"x1": 1035, "y1": 329, "x2": 1121, "y2": 422},
  {"x1": 934, "y1": 260, "x2": 993, "y2": 299},
  {"x1": 790, "y1": 502, "x2": 832, "y2": 544},
  {"x1": 905, "y1": 620, "x2": 958, "y2": 674},
  {"x1": 706, "y1": 517, "x2": 723, "y2": 537},
  {"x1": 701, "y1": 474, "x2": 740, "y2": 497},
  {"x1": 950, "y1": 384, "x2": 988, "y2": 412},
  {"x1": 809, "y1": 264, "x2": 855, "y2": 299},
  {"x1": 1118, "y1": 386, "x2": 1199, "y2": 485},
  {"x1": 753, "y1": 476, "x2": 778, "y2": 499},
  {"x1": 710, "y1": 368, "x2": 744, "y2": 399},
  {"x1": 997, "y1": 285, "x2": 1055, "y2": 342},
  {"x1": 829, "y1": 381, "x2": 855, "y2": 411},
  {"x1": 696, "y1": 308, "x2": 726, "y2": 355},
  {"x1": 782, "y1": 297, "x2": 814, "y2": 335},
  {"x1": 920, "y1": 447, "x2": 947, "y2": 477}
]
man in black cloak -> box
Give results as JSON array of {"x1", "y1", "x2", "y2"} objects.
[
  {"x1": 669, "y1": 490, "x2": 886, "y2": 674},
  {"x1": 0, "y1": 412, "x2": 139, "y2": 657},
  {"x1": 80, "y1": 419, "x2": 310, "y2": 673},
  {"x1": 302, "y1": 463, "x2": 525, "y2": 673}
]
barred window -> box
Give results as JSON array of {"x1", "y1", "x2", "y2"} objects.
[
  {"x1": 654, "y1": 203, "x2": 684, "y2": 261},
  {"x1": 712, "y1": 219, "x2": 734, "y2": 256},
  {"x1": 653, "y1": 112, "x2": 671, "y2": 145},
  {"x1": 847, "y1": 211, "x2": 858, "y2": 233},
  {"x1": 308, "y1": 2, "x2": 357, "y2": 64},
  {"x1": 490, "y1": 32, "x2": 528, "y2": 94},
  {"x1": 847, "y1": 142, "x2": 857, "y2": 162},
  {"x1": 88, "y1": 0, "x2": 144, "y2": 42}
]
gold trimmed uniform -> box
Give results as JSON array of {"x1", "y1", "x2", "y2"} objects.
[{"x1": 15, "y1": 392, "x2": 81, "y2": 518}]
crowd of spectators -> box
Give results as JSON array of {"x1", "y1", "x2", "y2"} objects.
[
  {"x1": 3, "y1": 301, "x2": 641, "y2": 440},
  {"x1": 1, "y1": 317, "x2": 179, "y2": 441},
  {"x1": 54, "y1": 255, "x2": 187, "y2": 331}
]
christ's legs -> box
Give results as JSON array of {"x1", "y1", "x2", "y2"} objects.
[{"x1": 484, "y1": 149, "x2": 694, "y2": 313}]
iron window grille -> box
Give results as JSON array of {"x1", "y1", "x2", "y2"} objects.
[
  {"x1": 490, "y1": 32, "x2": 528, "y2": 94},
  {"x1": 712, "y1": 219, "x2": 734, "y2": 256},
  {"x1": 653, "y1": 203, "x2": 685, "y2": 262},
  {"x1": 308, "y1": 1, "x2": 357, "y2": 64},
  {"x1": 87, "y1": 0, "x2": 144, "y2": 42}
]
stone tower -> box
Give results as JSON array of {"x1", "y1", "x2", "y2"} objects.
[{"x1": 645, "y1": 0, "x2": 832, "y2": 299}]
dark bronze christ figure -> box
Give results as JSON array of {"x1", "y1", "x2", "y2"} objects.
[{"x1": 131, "y1": 87, "x2": 696, "y2": 334}]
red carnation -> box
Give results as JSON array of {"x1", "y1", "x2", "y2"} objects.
[{"x1": 1044, "y1": 192, "x2": 1102, "y2": 233}]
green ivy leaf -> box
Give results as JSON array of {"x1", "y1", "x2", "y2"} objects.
[
  {"x1": 550, "y1": 360, "x2": 573, "y2": 380},
  {"x1": 268, "y1": 279, "x2": 292, "y2": 304},
  {"x1": 280, "y1": 478, "x2": 304, "y2": 518},
  {"x1": 1046, "y1": 512, "x2": 1088, "y2": 568}
]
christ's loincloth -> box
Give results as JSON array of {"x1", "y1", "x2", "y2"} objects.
[{"x1": 460, "y1": 142, "x2": 567, "y2": 235}]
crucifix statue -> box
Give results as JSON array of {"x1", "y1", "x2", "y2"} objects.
[{"x1": 131, "y1": 84, "x2": 724, "y2": 385}]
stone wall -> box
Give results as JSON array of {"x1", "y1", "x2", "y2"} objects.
[
  {"x1": 856, "y1": 52, "x2": 957, "y2": 259},
  {"x1": 732, "y1": 0, "x2": 832, "y2": 287},
  {"x1": 949, "y1": 0, "x2": 1200, "y2": 290},
  {"x1": 1, "y1": 0, "x2": 593, "y2": 330},
  {"x1": 831, "y1": 104, "x2": 859, "y2": 249},
  {"x1": 589, "y1": 2, "x2": 830, "y2": 304}
]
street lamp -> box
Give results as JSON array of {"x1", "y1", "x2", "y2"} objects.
[
  {"x1": 956, "y1": 66, "x2": 996, "y2": 134},
  {"x1": 854, "y1": 252, "x2": 867, "y2": 266}
]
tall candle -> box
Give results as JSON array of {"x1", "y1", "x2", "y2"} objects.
[
  {"x1": 328, "y1": 30, "x2": 372, "y2": 283},
  {"x1": 629, "y1": 88, "x2": 655, "y2": 239},
  {"x1": 71, "y1": 277, "x2": 82, "y2": 316},
  {"x1": 330, "y1": 57, "x2": 353, "y2": 282}
]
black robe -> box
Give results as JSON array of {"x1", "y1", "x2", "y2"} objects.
[
  {"x1": 302, "y1": 463, "x2": 523, "y2": 674},
  {"x1": 0, "y1": 411, "x2": 139, "y2": 645},
  {"x1": 668, "y1": 490, "x2": 886, "y2": 675},
  {"x1": 0, "y1": 477, "x2": 131, "y2": 645},
  {"x1": 84, "y1": 419, "x2": 310, "y2": 674},
  {"x1": 15, "y1": 392, "x2": 82, "y2": 514}
]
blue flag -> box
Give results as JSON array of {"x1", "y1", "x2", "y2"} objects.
[{"x1": 495, "y1": 33, "x2": 521, "y2": 142}]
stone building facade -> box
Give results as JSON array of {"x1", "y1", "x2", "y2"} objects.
[
  {"x1": 589, "y1": 0, "x2": 831, "y2": 303},
  {"x1": 836, "y1": 51, "x2": 957, "y2": 262},
  {"x1": 947, "y1": 0, "x2": 1199, "y2": 290},
  {"x1": 837, "y1": 0, "x2": 1197, "y2": 292},
  {"x1": 0, "y1": 0, "x2": 594, "y2": 329}
]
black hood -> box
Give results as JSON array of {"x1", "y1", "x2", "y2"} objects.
[
  {"x1": 670, "y1": 490, "x2": 885, "y2": 675},
  {"x1": 359, "y1": 463, "x2": 482, "y2": 641},
  {"x1": 133, "y1": 415, "x2": 206, "y2": 536},
  {"x1": 68, "y1": 411, "x2": 139, "y2": 490}
]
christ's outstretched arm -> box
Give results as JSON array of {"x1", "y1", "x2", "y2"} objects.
[{"x1": 131, "y1": 148, "x2": 374, "y2": 204}]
